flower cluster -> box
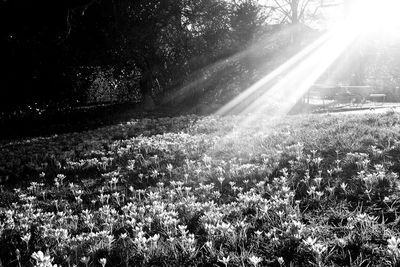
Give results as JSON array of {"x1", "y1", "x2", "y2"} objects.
[{"x1": 1, "y1": 114, "x2": 400, "y2": 266}]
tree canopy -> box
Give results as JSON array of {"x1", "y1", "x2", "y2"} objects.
[
  {"x1": 1, "y1": 0, "x2": 271, "y2": 111},
  {"x1": 1, "y1": 0, "x2": 400, "y2": 114}
]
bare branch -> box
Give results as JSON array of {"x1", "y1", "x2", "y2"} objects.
[
  {"x1": 299, "y1": 0, "x2": 312, "y2": 20},
  {"x1": 273, "y1": 0, "x2": 291, "y2": 18}
]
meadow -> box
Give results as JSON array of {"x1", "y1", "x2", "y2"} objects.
[{"x1": 2, "y1": 112, "x2": 400, "y2": 266}]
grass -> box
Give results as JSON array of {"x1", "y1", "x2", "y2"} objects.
[
  {"x1": 2, "y1": 111, "x2": 400, "y2": 266},
  {"x1": 0, "y1": 102, "x2": 179, "y2": 141}
]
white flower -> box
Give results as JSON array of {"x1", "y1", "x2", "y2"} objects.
[
  {"x1": 150, "y1": 233, "x2": 160, "y2": 243},
  {"x1": 312, "y1": 242, "x2": 327, "y2": 256},
  {"x1": 120, "y1": 233, "x2": 128, "y2": 239},
  {"x1": 388, "y1": 236, "x2": 400, "y2": 258},
  {"x1": 303, "y1": 236, "x2": 317, "y2": 247},
  {"x1": 21, "y1": 232, "x2": 31, "y2": 244},
  {"x1": 31, "y1": 251, "x2": 56, "y2": 267},
  {"x1": 340, "y1": 182, "x2": 348, "y2": 192},
  {"x1": 219, "y1": 255, "x2": 230, "y2": 266},
  {"x1": 99, "y1": 258, "x2": 107, "y2": 267},
  {"x1": 248, "y1": 255, "x2": 262, "y2": 266},
  {"x1": 166, "y1": 163, "x2": 173, "y2": 172},
  {"x1": 254, "y1": 230, "x2": 263, "y2": 238},
  {"x1": 80, "y1": 256, "x2": 90, "y2": 265}
]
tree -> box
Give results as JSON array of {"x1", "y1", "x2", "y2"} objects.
[
  {"x1": 104, "y1": 0, "x2": 241, "y2": 109},
  {"x1": 265, "y1": 0, "x2": 322, "y2": 46},
  {"x1": 267, "y1": 0, "x2": 321, "y2": 25},
  {"x1": 230, "y1": 0, "x2": 268, "y2": 49},
  {"x1": 0, "y1": 0, "x2": 270, "y2": 112}
]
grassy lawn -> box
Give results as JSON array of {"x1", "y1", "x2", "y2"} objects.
[{"x1": 2, "y1": 112, "x2": 400, "y2": 266}]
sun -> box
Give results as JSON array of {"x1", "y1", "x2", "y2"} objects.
[{"x1": 346, "y1": 0, "x2": 400, "y2": 36}]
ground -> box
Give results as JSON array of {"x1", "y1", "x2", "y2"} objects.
[{"x1": 2, "y1": 112, "x2": 400, "y2": 266}]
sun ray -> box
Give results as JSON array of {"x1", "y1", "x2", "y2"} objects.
[
  {"x1": 162, "y1": 26, "x2": 295, "y2": 106},
  {"x1": 215, "y1": 31, "x2": 333, "y2": 115},
  {"x1": 215, "y1": 20, "x2": 363, "y2": 132},
  {"x1": 215, "y1": 0, "x2": 400, "y2": 123}
]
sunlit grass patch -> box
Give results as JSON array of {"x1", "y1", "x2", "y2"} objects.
[{"x1": 2, "y1": 113, "x2": 400, "y2": 266}]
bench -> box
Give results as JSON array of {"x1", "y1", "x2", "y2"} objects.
[{"x1": 369, "y1": 94, "x2": 386, "y2": 102}]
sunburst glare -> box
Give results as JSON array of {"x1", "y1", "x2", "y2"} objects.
[
  {"x1": 215, "y1": 0, "x2": 398, "y2": 122},
  {"x1": 346, "y1": 0, "x2": 400, "y2": 35}
]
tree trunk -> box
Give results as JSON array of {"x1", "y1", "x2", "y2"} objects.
[
  {"x1": 139, "y1": 69, "x2": 156, "y2": 111},
  {"x1": 290, "y1": 0, "x2": 301, "y2": 46}
]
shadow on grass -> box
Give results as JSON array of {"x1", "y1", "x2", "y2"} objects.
[{"x1": 0, "y1": 102, "x2": 180, "y2": 142}]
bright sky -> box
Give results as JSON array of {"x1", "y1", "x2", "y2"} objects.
[
  {"x1": 255, "y1": 0, "x2": 344, "y2": 29},
  {"x1": 256, "y1": 0, "x2": 400, "y2": 32},
  {"x1": 217, "y1": 0, "x2": 400, "y2": 118}
]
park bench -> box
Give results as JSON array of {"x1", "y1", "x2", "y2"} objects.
[
  {"x1": 307, "y1": 85, "x2": 372, "y2": 105},
  {"x1": 369, "y1": 93, "x2": 386, "y2": 102}
]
